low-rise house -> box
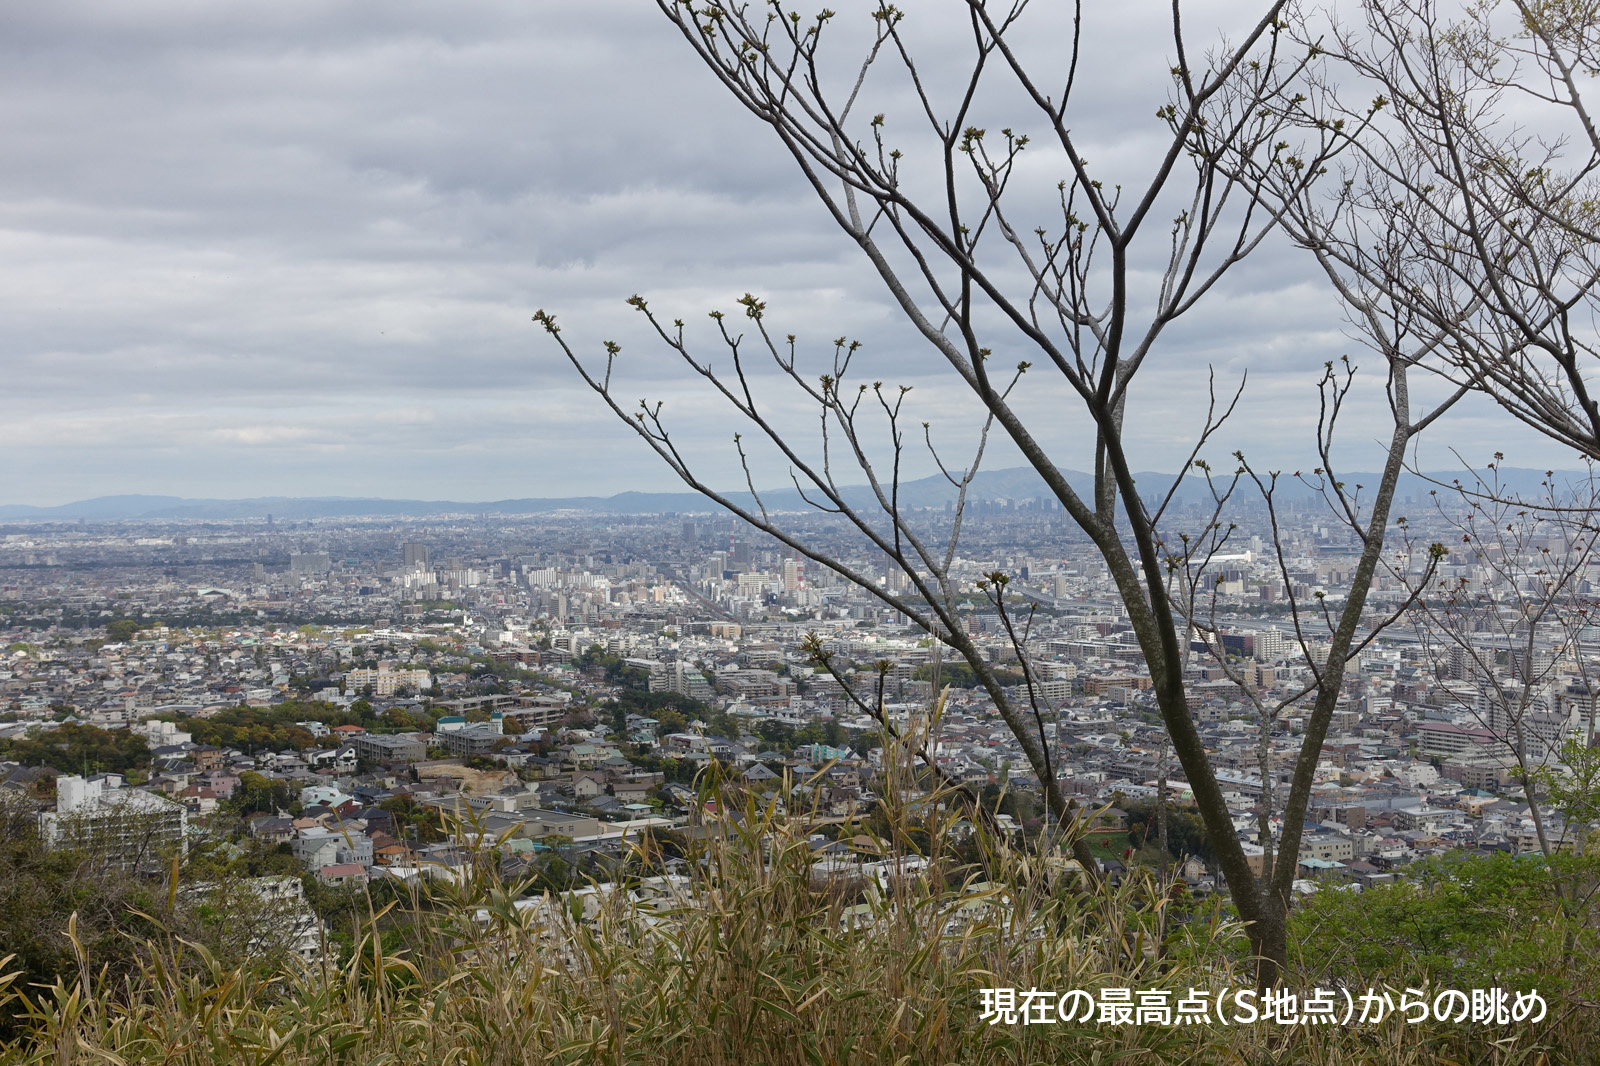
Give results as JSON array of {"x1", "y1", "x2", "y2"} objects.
[
  {"x1": 299, "y1": 785, "x2": 355, "y2": 809},
  {"x1": 318, "y1": 862, "x2": 368, "y2": 886},
  {"x1": 610, "y1": 780, "x2": 653, "y2": 803},
  {"x1": 191, "y1": 747, "x2": 226, "y2": 772},
  {"x1": 308, "y1": 747, "x2": 358, "y2": 773},
  {"x1": 197, "y1": 771, "x2": 241, "y2": 799},
  {"x1": 572, "y1": 771, "x2": 608, "y2": 799},
  {"x1": 1299, "y1": 830, "x2": 1355, "y2": 864},
  {"x1": 822, "y1": 785, "x2": 862, "y2": 817},
  {"x1": 514, "y1": 808, "x2": 604, "y2": 840},
  {"x1": 561, "y1": 743, "x2": 612, "y2": 770},
  {"x1": 249, "y1": 815, "x2": 297, "y2": 845},
  {"x1": 1297, "y1": 857, "x2": 1346, "y2": 879},
  {"x1": 179, "y1": 786, "x2": 221, "y2": 814},
  {"x1": 374, "y1": 840, "x2": 409, "y2": 865},
  {"x1": 1390, "y1": 805, "x2": 1455, "y2": 832},
  {"x1": 293, "y1": 830, "x2": 342, "y2": 871}
]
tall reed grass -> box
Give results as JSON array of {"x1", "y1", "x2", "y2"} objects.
[{"x1": 1, "y1": 774, "x2": 1590, "y2": 1066}]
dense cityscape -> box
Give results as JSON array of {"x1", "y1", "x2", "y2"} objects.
[{"x1": 3, "y1": 479, "x2": 1594, "y2": 971}]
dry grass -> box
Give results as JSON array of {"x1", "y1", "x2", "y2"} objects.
[{"x1": 0, "y1": 782, "x2": 1589, "y2": 1066}]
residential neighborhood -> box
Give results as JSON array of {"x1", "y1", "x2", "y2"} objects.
[{"x1": 2, "y1": 505, "x2": 1594, "y2": 912}]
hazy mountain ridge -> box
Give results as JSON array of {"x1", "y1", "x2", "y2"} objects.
[{"x1": 0, "y1": 466, "x2": 1573, "y2": 521}]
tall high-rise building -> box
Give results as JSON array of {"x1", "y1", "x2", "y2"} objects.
[
  {"x1": 1253, "y1": 627, "x2": 1288, "y2": 663},
  {"x1": 403, "y1": 542, "x2": 430, "y2": 570}
]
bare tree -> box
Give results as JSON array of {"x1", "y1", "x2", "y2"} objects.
[
  {"x1": 1281, "y1": 0, "x2": 1600, "y2": 458},
  {"x1": 538, "y1": 0, "x2": 1445, "y2": 984},
  {"x1": 1395, "y1": 464, "x2": 1600, "y2": 855},
  {"x1": 1369, "y1": 461, "x2": 1600, "y2": 958},
  {"x1": 1251, "y1": 0, "x2": 1600, "y2": 898},
  {"x1": 1169, "y1": 360, "x2": 1449, "y2": 911},
  {"x1": 174, "y1": 875, "x2": 325, "y2": 975}
]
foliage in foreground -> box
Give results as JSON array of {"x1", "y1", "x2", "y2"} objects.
[{"x1": 0, "y1": 788, "x2": 1595, "y2": 1066}]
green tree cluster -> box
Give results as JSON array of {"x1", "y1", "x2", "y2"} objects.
[
  {"x1": 751, "y1": 718, "x2": 849, "y2": 754},
  {"x1": 104, "y1": 618, "x2": 146, "y2": 643},
  {"x1": 1292, "y1": 851, "x2": 1600, "y2": 995},
  {"x1": 910, "y1": 661, "x2": 1025, "y2": 689},
  {"x1": 0, "y1": 722, "x2": 151, "y2": 776},
  {"x1": 1122, "y1": 797, "x2": 1214, "y2": 864},
  {"x1": 0, "y1": 791, "x2": 161, "y2": 1037},
  {"x1": 575, "y1": 643, "x2": 651, "y2": 690},
  {"x1": 379, "y1": 794, "x2": 445, "y2": 844},
  {"x1": 226, "y1": 771, "x2": 297, "y2": 816},
  {"x1": 171, "y1": 699, "x2": 396, "y2": 754},
  {"x1": 604, "y1": 688, "x2": 734, "y2": 738}
]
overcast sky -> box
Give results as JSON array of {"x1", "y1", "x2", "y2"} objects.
[{"x1": 0, "y1": 0, "x2": 1565, "y2": 507}]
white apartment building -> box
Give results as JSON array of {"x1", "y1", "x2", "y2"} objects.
[
  {"x1": 345, "y1": 664, "x2": 431, "y2": 697},
  {"x1": 40, "y1": 774, "x2": 187, "y2": 870}
]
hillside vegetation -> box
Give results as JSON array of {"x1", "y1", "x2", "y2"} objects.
[{"x1": 1, "y1": 782, "x2": 1594, "y2": 1066}]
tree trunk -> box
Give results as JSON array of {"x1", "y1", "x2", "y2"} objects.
[{"x1": 1250, "y1": 892, "x2": 1289, "y2": 989}]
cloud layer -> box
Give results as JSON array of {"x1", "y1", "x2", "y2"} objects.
[{"x1": 0, "y1": 1, "x2": 1562, "y2": 506}]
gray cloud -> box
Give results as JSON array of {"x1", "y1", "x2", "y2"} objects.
[{"x1": 0, "y1": 1, "x2": 1565, "y2": 506}]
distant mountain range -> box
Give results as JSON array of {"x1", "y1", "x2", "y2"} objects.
[{"x1": 0, "y1": 466, "x2": 1579, "y2": 522}]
